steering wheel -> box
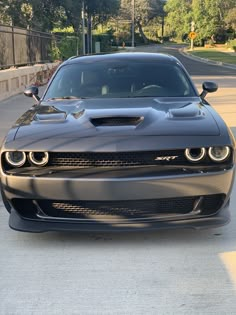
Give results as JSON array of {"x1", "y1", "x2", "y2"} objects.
[{"x1": 135, "y1": 85, "x2": 165, "y2": 96}]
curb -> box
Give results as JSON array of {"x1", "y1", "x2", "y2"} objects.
[{"x1": 179, "y1": 48, "x2": 236, "y2": 70}]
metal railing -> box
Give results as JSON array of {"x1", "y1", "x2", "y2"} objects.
[{"x1": 0, "y1": 24, "x2": 56, "y2": 69}]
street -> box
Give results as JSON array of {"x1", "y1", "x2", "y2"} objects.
[{"x1": 1, "y1": 45, "x2": 236, "y2": 315}]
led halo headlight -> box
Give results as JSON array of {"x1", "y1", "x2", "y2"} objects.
[
  {"x1": 29, "y1": 151, "x2": 49, "y2": 166},
  {"x1": 5, "y1": 151, "x2": 26, "y2": 167},
  {"x1": 208, "y1": 146, "x2": 230, "y2": 162},
  {"x1": 185, "y1": 147, "x2": 206, "y2": 162}
]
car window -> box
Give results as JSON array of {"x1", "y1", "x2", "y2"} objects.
[{"x1": 43, "y1": 60, "x2": 196, "y2": 100}]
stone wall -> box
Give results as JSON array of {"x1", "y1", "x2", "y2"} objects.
[{"x1": 0, "y1": 62, "x2": 59, "y2": 101}]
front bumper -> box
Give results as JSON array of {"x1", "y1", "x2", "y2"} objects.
[{"x1": 1, "y1": 168, "x2": 235, "y2": 232}]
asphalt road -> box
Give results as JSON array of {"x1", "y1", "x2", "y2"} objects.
[
  {"x1": 1, "y1": 45, "x2": 236, "y2": 315},
  {"x1": 135, "y1": 44, "x2": 236, "y2": 76}
]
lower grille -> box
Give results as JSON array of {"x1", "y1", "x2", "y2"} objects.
[{"x1": 32, "y1": 194, "x2": 225, "y2": 220}]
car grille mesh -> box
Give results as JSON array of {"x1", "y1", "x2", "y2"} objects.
[
  {"x1": 36, "y1": 194, "x2": 225, "y2": 219},
  {"x1": 48, "y1": 150, "x2": 187, "y2": 167}
]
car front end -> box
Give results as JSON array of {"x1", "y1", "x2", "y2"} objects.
[{"x1": 1, "y1": 95, "x2": 235, "y2": 232}]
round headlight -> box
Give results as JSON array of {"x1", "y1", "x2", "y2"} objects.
[
  {"x1": 29, "y1": 152, "x2": 49, "y2": 166},
  {"x1": 208, "y1": 146, "x2": 230, "y2": 162},
  {"x1": 5, "y1": 151, "x2": 26, "y2": 167},
  {"x1": 185, "y1": 148, "x2": 206, "y2": 162}
]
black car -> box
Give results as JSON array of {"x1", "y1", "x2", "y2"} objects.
[{"x1": 0, "y1": 52, "x2": 235, "y2": 232}]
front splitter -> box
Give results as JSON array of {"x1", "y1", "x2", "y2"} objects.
[{"x1": 8, "y1": 205, "x2": 230, "y2": 233}]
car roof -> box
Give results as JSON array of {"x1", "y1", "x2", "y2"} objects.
[{"x1": 63, "y1": 52, "x2": 181, "y2": 66}]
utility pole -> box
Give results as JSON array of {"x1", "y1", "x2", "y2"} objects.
[
  {"x1": 82, "y1": 0, "x2": 86, "y2": 55},
  {"x1": 190, "y1": 21, "x2": 195, "y2": 51},
  {"x1": 90, "y1": 17, "x2": 93, "y2": 54},
  {"x1": 131, "y1": 0, "x2": 135, "y2": 47},
  {"x1": 161, "y1": 14, "x2": 164, "y2": 43},
  {"x1": 87, "y1": 15, "x2": 90, "y2": 54}
]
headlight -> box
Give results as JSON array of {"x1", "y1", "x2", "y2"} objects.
[
  {"x1": 208, "y1": 146, "x2": 230, "y2": 162},
  {"x1": 185, "y1": 148, "x2": 206, "y2": 162},
  {"x1": 5, "y1": 151, "x2": 26, "y2": 167},
  {"x1": 29, "y1": 152, "x2": 49, "y2": 166}
]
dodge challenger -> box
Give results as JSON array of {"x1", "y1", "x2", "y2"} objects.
[{"x1": 0, "y1": 52, "x2": 235, "y2": 232}]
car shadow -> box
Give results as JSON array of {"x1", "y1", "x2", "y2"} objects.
[{"x1": 18, "y1": 224, "x2": 232, "y2": 249}]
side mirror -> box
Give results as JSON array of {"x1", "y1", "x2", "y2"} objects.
[
  {"x1": 24, "y1": 86, "x2": 40, "y2": 103},
  {"x1": 200, "y1": 81, "x2": 218, "y2": 99}
]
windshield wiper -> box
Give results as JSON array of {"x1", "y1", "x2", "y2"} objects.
[{"x1": 132, "y1": 95, "x2": 157, "y2": 98}]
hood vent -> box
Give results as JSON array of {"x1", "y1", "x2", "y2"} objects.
[
  {"x1": 34, "y1": 113, "x2": 66, "y2": 122},
  {"x1": 168, "y1": 104, "x2": 202, "y2": 119},
  {"x1": 90, "y1": 116, "x2": 143, "y2": 127}
]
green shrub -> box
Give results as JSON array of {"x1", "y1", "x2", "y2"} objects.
[
  {"x1": 227, "y1": 39, "x2": 236, "y2": 50},
  {"x1": 58, "y1": 36, "x2": 79, "y2": 59},
  {"x1": 49, "y1": 41, "x2": 61, "y2": 61},
  {"x1": 49, "y1": 35, "x2": 80, "y2": 61}
]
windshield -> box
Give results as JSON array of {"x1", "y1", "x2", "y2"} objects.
[{"x1": 43, "y1": 60, "x2": 196, "y2": 100}]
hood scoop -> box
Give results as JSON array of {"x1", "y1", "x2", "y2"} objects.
[
  {"x1": 34, "y1": 113, "x2": 66, "y2": 122},
  {"x1": 90, "y1": 116, "x2": 144, "y2": 127},
  {"x1": 168, "y1": 104, "x2": 203, "y2": 119}
]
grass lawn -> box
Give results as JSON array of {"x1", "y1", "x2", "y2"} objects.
[{"x1": 189, "y1": 49, "x2": 236, "y2": 65}]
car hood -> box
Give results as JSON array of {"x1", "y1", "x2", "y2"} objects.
[{"x1": 14, "y1": 97, "x2": 220, "y2": 140}]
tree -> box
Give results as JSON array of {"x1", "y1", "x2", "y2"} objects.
[
  {"x1": 120, "y1": 0, "x2": 165, "y2": 43},
  {"x1": 225, "y1": 8, "x2": 236, "y2": 31},
  {"x1": 0, "y1": 0, "x2": 63, "y2": 31},
  {"x1": 219, "y1": 0, "x2": 236, "y2": 36},
  {"x1": 55, "y1": 0, "x2": 119, "y2": 53},
  {"x1": 164, "y1": 0, "x2": 192, "y2": 40},
  {"x1": 164, "y1": 0, "x2": 236, "y2": 44},
  {"x1": 29, "y1": 0, "x2": 63, "y2": 31},
  {"x1": 0, "y1": 0, "x2": 26, "y2": 26},
  {"x1": 85, "y1": 0, "x2": 120, "y2": 53},
  {"x1": 56, "y1": 0, "x2": 83, "y2": 33},
  {"x1": 192, "y1": 0, "x2": 236, "y2": 43}
]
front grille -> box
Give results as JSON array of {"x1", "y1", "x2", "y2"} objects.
[
  {"x1": 48, "y1": 150, "x2": 187, "y2": 167},
  {"x1": 90, "y1": 117, "x2": 143, "y2": 126},
  {"x1": 3, "y1": 149, "x2": 233, "y2": 173},
  {"x1": 32, "y1": 194, "x2": 225, "y2": 220}
]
